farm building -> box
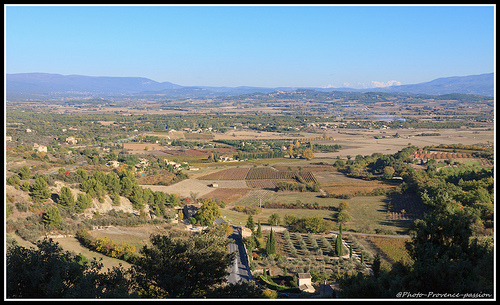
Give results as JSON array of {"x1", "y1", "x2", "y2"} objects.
[
  {"x1": 66, "y1": 136, "x2": 78, "y2": 145},
  {"x1": 33, "y1": 143, "x2": 47, "y2": 153},
  {"x1": 297, "y1": 273, "x2": 315, "y2": 293},
  {"x1": 107, "y1": 160, "x2": 120, "y2": 168},
  {"x1": 319, "y1": 282, "x2": 338, "y2": 298},
  {"x1": 240, "y1": 227, "x2": 252, "y2": 238}
]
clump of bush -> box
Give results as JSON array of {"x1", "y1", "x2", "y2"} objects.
[
  {"x1": 76, "y1": 229, "x2": 137, "y2": 262},
  {"x1": 232, "y1": 205, "x2": 262, "y2": 215}
]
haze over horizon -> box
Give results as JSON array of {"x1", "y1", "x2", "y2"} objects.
[{"x1": 5, "y1": 4, "x2": 495, "y2": 89}]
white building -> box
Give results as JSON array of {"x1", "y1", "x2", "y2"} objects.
[
  {"x1": 33, "y1": 143, "x2": 47, "y2": 153},
  {"x1": 66, "y1": 137, "x2": 78, "y2": 145},
  {"x1": 297, "y1": 273, "x2": 315, "y2": 293}
]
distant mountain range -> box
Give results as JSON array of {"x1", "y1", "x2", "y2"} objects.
[
  {"x1": 369, "y1": 73, "x2": 494, "y2": 97},
  {"x1": 6, "y1": 72, "x2": 494, "y2": 100}
]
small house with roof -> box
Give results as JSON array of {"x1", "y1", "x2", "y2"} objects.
[{"x1": 297, "y1": 273, "x2": 315, "y2": 293}]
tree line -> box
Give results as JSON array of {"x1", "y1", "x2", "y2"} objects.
[{"x1": 7, "y1": 226, "x2": 263, "y2": 298}]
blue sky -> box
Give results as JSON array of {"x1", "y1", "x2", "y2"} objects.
[{"x1": 5, "y1": 4, "x2": 495, "y2": 88}]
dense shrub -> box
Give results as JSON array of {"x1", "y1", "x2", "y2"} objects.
[{"x1": 232, "y1": 205, "x2": 262, "y2": 215}]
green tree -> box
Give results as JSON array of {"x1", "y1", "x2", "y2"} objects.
[
  {"x1": 302, "y1": 148, "x2": 314, "y2": 160},
  {"x1": 268, "y1": 213, "x2": 280, "y2": 226},
  {"x1": 130, "y1": 227, "x2": 235, "y2": 298},
  {"x1": 21, "y1": 181, "x2": 30, "y2": 192},
  {"x1": 30, "y1": 177, "x2": 51, "y2": 202},
  {"x1": 195, "y1": 198, "x2": 221, "y2": 226},
  {"x1": 284, "y1": 214, "x2": 299, "y2": 227},
  {"x1": 7, "y1": 176, "x2": 20, "y2": 186},
  {"x1": 372, "y1": 253, "x2": 381, "y2": 278},
  {"x1": 336, "y1": 234, "x2": 343, "y2": 256},
  {"x1": 111, "y1": 192, "x2": 121, "y2": 206},
  {"x1": 337, "y1": 210, "x2": 351, "y2": 223},
  {"x1": 265, "y1": 228, "x2": 277, "y2": 256},
  {"x1": 303, "y1": 215, "x2": 326, "y2": 233},
  {"x1": 42, "y1": 206, "x2": 62, "y2": 227},
  {"x1": 338, "y1": 201, "x2": 351, "y2": 211},
  {"x1": 246, "y1": 214, "x2": 255, "y2": 232},
  {"x1": 105, "y1": 172, "x2": 121, "y2": 194},
  {"x1": 405, "y1": 193, "x2": 493, "y2": 293},
  {"x1": 119, "y1": 176, "x2": 134, "y2": 197},
  {"x1": 168, "y1": 193, "x2": 180, "y2": 207},
  {"x1": 18, "y1": 165, "x2": 32, "y2": 180},
  {"x1": 76, "y1": 168, "x2": 88, "y2": 180},
  {"x1": 383, "y1": 166, "x2": 395, "y2": 179},
  {"x1": 75, "y1": 193, "x2": 93, "y2": 213},
  {"x1": 7, "y1": 238, "x2": 133, "y2": 298},
  {"x1": 128, "y1": 185, "x2": 145, "y2": 210},
  {"x1": 57, "y1": 186, "x2": 75, "y2": 208},
  {"x1": 256, "y1": 220, "x2": 263, "y2": 238}
]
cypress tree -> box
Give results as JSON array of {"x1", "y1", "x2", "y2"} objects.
[
  {"x1": 372, "y1": 254, "x2": 381, "y2": 278},
  {"x1": 256, "y1": 220, "x2": 262, "y2": 238},
  {"x1": 336, "y1": 234, "x2": 343, "y2": 256},
  {"x1": 266, "y1": 229, "x2": 277, "y2": 255},
  {"x1": 246, "y1": 215, "x2": 255, "y2": 232}
]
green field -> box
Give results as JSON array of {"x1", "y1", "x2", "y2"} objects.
[{"x1": 221, "y1": 190, "x2": 417, "y2": 235}]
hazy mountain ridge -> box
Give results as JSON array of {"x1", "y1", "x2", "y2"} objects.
[
  {"x1": 6, "y1": 73, "x2": 182, "y2": 94},
  {"x1": 369, "y1": 73, "x2": 493, "y2": 96},
  {"x1": 6, "y1": 72, "x2": 494, "y2": 99}
]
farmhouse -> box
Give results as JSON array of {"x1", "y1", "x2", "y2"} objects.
[
  {"x1": 218, "y1": 156, "x2": 236, "y2": 162},
  {"x1": 66, "y1": 136, "x2": 78, "y2": 145},
  {"x1": 165, "y1": 160, "x2": 182, "y2": 169},
  {"x1": 107, "y1": 160, "x2": 120, "y2": 168},
  {"x1": 136, "y1": 158, "x2": 149, "y2": 168},
  {"x1": 33, "y1": 143, "x2": 47, "y2": 153},
  {"x1": 297, "y1": 273, "x2": 315, "y2": 293},
  {"x1": 240, "y1": 227, "x2": 252, "y2": 238}
]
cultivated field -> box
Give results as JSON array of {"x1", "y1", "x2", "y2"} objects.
[
  {"x1": 140, "y1": 179, "x2": 215, "y2": 198},
  {"x1": 199, "y1": 188, "x2": 252, "y2": 204},
  {"x1": 321, "y1": 180, "x2": 397, "y2": 197},
  {"x1": 312, "y1": 126, "x2": 493, "y2": 158},
  {"x1": 121, "y1": 143, "x2": 165, "y2": 151},
  {"x1": 198, "y1": 167, "x2": 251, "y2": 180}
]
